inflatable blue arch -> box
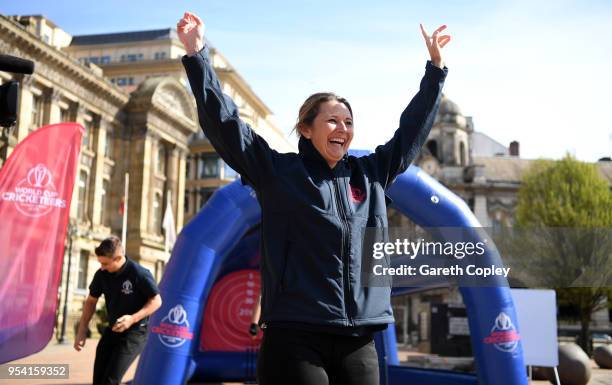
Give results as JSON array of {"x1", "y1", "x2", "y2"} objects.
[{"x1": 133, "y1": 164, "x2": 528, "y2": 385}]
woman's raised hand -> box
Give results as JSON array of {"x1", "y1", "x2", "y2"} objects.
[
  {"x1": 177, "y1": 12, "x2": 205, "y2": 56},
  {"x1": 420, "y1": 24, "x2": 451, "y2": 68}
]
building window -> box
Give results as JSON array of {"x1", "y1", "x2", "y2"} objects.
[
  {"x1": 152, "y1": 192, "x2": 162, "y2": 234},
  {"x1": 199, "y1": 188, "x2": 215, "y2": 208},
  {"x1": 31, "y1": 94, "x2": 44, "y2": 131},
  {"x1": 85, "y1": 56, "x2": 111, "y2": 65},
  {"x1": 120, "y1": 53, "x2": 143, "y2": 62},
  {"x1": 77, "y1": 250, "x2": 89, "y2": 289},
  {"x1": 104, "y1": 130, "x2": 113, "y2": 158},
  {"x1": 60, "y1": 108, "x2": 70, "y2": 123},
  {"x1": 82, "y1": 116, "x2": 93, "y2": 150},
  {"x1": 101, "y1": 179, "x2": 111, "y2": 227},
  {"x1": 157, "y1": 145, "x2": 166, "y2": 175},
  {"x1": 115, "y1": 77, "x2": 134, "y2": 86},
  {"x1": 184, "y1": 190, "x2": 190, "y2": 214},
  {"x1": 78, "y1": 170, "x2": 89, "y2": 221},
  {"x1": 426, "y1": 140, "x2": 439, "y2": 161},
  {"x1": 186, "y1": 156, "x2": 191, "y2": 179},
  {"x1": 460, "y1": 142, "x2": 466, "y2": 166},
  {"x1": 199, "y1": 155, "x2": 219, "y2": 178},
  {"x1": 222, "y1": 162, "x2": 238, "y2": 180},
  {"x1": 154, "y1": 52, "x2": 167, "y2": 60}
]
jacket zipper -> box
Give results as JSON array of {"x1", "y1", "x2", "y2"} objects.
[{"x1": 332, "y1": 175, "x2": 354, "y2": 327}]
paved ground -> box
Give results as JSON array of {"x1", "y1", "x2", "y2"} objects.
[
  {"x1": 1, "y1": 338, "x2": 610, "y2": 384},
  {"x1": 1, "y1": 338, "x2": 138, "y2": 385}
]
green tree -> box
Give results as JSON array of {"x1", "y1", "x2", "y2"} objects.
[{"x1": 515, "y1": 155, "x2": 612, "y2": 355}]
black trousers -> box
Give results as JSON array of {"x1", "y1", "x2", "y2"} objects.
[
  {"x1": 257, "y1": 327, "x2": 380, "y2": 385},
  {"x1": 93, "y1": 327, "x2": 147, "y2": 385}
]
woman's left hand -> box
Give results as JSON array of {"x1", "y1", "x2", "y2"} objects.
[{"x1": 420, "y1": 24, "x2": 451, "y2": 68}]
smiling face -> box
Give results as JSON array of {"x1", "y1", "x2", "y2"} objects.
[{"x1": 299, "y1": 100, "x2": 354, "y2": 168}]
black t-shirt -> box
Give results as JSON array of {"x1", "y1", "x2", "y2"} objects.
[{"x1": 89, "y1": 257, "x2": 160, "y2": 330}]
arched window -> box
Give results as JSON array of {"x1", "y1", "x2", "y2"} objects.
[
  {"x1": 157, "y1": 145, "x2": 166, "y2": 175},
  {"x1": 152, "y1": 192, "x2": 163, "y2": 234},
  {"x1": 104, "y1": 130, "x2": 114, "y2": 158},
  {"x1": 30, "y1": 94, "x2": 44, "y2": 131},
  {"x1": 101, "y1": 179, "x2": 111, "y2": 227},
  {"x1": 82, "y1": 114, "x2": 93, "y2": 150},
  {"x1": 77, "y1": 250, "x2": 90, "y2": 289},
  {"x1": 426, "y1": 140, "x2": 439, "y2": 161},
  {"x1": 77, "y1": 170, "x2": 89, "y2": 221}
]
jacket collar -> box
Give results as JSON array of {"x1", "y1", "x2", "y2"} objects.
[{"x1": 298, "y1": 136, "x2": 348, "y2": 170}]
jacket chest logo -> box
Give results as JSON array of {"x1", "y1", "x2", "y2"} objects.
[
  {"x1": 350, "y1": 185, "x2": 365, "y2": 203},
  {"x1": 121, "y1": 280, "x2": 133, "y2": 295}
]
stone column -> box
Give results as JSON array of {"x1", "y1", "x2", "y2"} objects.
[
  {"x1": 166, "y1": 143, "x2": 179, "y2": 205},
  {"x1": 474, "y1": 194, "x2": 490, "y2": 227},
  {"x1": 176, "y1": 148, "x2": 187, "y2": 231},
  {"x1": 68, "y1": 105, "x2": 85, "y2": 221},
  {"x1": 15, "y1": 74, "x2": 34, "y2": 143},
  {"x1": 70, "y1": 104, "x2": 92, "y2": 222},
  {"x1": 90, "y1": 116, "x2": 106, "y2": 226},
  {"x1": 45, "y1": 88, "x2": 62, "y2": 124},
  {"x1": 137, "y1": 134, "x2": 154, "y2": 233},
  {"x1": 75, "y1": 104, "x2": 90, "y2": 150}
]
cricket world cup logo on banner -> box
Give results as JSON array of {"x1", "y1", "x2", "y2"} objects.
[
  {"x1": 483, "y1": 312, "x2": 521, "y2": 353},
  {"x1": 0, "y1": 164, "x2": 66, "y2": 217},
  {"x1": 152, "y1": 304, "x2": 194, "y2": 348}
]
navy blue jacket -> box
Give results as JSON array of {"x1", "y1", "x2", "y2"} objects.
[{"x1": 182, "y1": 46, "x2": 447, "y2": 330}]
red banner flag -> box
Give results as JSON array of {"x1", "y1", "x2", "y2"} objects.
[{"x1": 0, "y1": 123, "x2": 83, "y2": 363}]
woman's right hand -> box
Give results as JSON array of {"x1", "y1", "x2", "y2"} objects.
[{"x1": 177, "y1": 12, "x2": 205, "y2": 56}]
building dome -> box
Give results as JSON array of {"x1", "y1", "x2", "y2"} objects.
[
  {"x1": 439, "y1": 94, "x2": 462, "y2": 115},
  {"x1": 435, "y1": 94, "x2": 467, "y2": 129}
]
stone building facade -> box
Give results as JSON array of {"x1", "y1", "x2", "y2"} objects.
[{"x1": 0, "y1": 14, "x2": 291, "y2": 337}]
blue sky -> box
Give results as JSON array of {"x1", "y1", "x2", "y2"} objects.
[{"x1": 3, "y1": 0, "x2": 612, "y2": 161}]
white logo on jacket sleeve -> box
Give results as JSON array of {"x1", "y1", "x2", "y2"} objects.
[{"x1": 121, "y1": 280, "x2": 133, "y2": 295}]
